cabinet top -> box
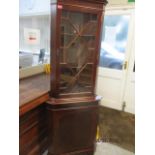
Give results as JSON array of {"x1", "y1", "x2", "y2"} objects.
[
  {"x1": 58, "y1": 0, "x2": 108, "y2": 5},
  {"x1": 81, "y1": 0, "x2": 108, "y2": 4}
]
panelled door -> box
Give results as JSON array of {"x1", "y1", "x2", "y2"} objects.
[{"x1": 96, "y1": 8, "x2": 135, "y2": 113}]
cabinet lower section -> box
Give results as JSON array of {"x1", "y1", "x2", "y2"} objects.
[{"x1": 46, "y1": 97, "x2": 100, "y2": 155}]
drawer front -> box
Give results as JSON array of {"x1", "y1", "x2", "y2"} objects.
[{"x1": 19, "y1": 104, "x2": 48, "y2": 155}]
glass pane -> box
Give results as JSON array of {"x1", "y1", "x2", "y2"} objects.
[
  {"x1": 19, "y1": 15, "x2": 50, "y2": 69},
  {"x1": 99, "y1": 15, "x2": 130, "y2": 70},
  {"x1": 59, "y1": 10, "x2": 97, "y2": 94}
]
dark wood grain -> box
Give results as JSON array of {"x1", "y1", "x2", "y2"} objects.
[
  {"x1": 46, "y1": 97, "x2": 99, "y2": 155},
  {"x1": 48, "y1": 149, "x2": 94, "y2": 155},
  {"x1": 19, "y1": 93, "x2": 49, "y2": 116},
  {"x1": 59, "y1": 0, "x2": 108, "y2": 6},
  {"x1": 19, "y1": 74, "x2": 50, "y2": 154},
  {"x1": 20, "y1": 104, "x2": 48, "y2": 155},
  {"x1": 19, "y1": 73, "x2": 50, "y2": 106},
  {"x1": 19, "y1": 73, "x2": 50, "y2": 116}
]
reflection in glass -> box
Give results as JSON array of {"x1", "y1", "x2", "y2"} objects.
[
  {"x1": 99, "y1": 15, "x2": 130, "y2": 70},
  {"x1": 59, "y1": 10, "x2": 97, "y2": 94}
]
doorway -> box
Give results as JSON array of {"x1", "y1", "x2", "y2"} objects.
[{"x1": 96, "y1": 8, "x2": 135, "y2": 114}]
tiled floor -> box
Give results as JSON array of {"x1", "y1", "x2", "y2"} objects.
[
  {"x1": 43, "y1": 143, "x2": 134, "y2": 155},
  {"x1": 95, "y1": 143, "x2": 134, "y2": 155}
]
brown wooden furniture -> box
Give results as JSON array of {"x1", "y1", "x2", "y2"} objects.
[
  {"x1": 19, "y1": 74, "x2": 50, "y2": 155},
  {"x1": 50, "y1": 0, "x2": 107, "y2": 98},
  {"x1": 47, "y1": 0, "x2": 107, "y2": 155},
  {"x1": 19, "y1": 73, "x2": 50, "y2": 116},
  {"x1": 19, "y1": 74, "x2": 50, "y2": 108},
  {"x1": 20, "y1": 104, "x2": 48, "y2": 155},
  {"x1": 46, "y1": 97, "x2": 101, "y2": 155}
]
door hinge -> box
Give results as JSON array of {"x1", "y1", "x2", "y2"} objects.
[
  {"x1": 122, "y1": 101, "x2": 126, "y2": 112},
  {"x1": 123, "y1": 61, "x2": 128, "y2": 70}
]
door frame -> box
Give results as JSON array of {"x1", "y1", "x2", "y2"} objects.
[
  {"x1": 119, "y1": 9, "x2": 135, "y2": 110},
  {"x1": 97, "y1": 7, "x2": 135, "y2": 111}
]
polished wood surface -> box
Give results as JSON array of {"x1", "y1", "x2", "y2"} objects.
[
  {"x1": 59, "y1": 0, "x2": 108, "y2": 7},
  {"x1": 20, "y1": 104, "x2": 48, "y2": 155},
  {"x1": 20, "y1": 93, "x2": 49, "y2": 116},
  {"x1": 47, "y1": 96, "x2": 102, "y2": 106},
  {"x1": 20, "y1": 73, "x2": 50, "y2": 106},
  {"x1": 46, "y1": 97, "x2": 99, "y2": 155},
  {"x1": 19, "y1": 74, "x2": 50, "y2": 155},
  {"x1": 48, "y1": 149, "x2": 94, "y2": 155},
  {"x1": 19, "y1": 73, "x2": 50, "y2": 116}
]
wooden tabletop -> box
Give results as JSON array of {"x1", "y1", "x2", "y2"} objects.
[{"x1": 19, "y1": 73, "x2": 50, "y2": 116}]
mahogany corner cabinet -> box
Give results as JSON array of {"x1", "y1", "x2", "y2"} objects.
[{"x1": 47, "y1": 0, "x2": 108, "y2": 155}]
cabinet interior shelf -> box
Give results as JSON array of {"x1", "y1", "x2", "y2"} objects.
[
  {"x1": 61, "y1": 33, "x2": 95, "y2": 37},
  {"x1": 60, "y1": 46, "x2": 95, "y2": 50}
]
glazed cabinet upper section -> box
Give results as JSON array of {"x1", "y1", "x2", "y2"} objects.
[{"x1": 50, "y1": 0, "x2": 108, "y2": 98}]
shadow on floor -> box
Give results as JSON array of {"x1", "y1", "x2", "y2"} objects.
[{"x1": 98, "y1": 106, "x2": 135, "y2": 152}]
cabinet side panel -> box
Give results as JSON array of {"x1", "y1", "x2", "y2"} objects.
[{"x1": 50, "y1": 3, "x2": 60, "y2": 97}]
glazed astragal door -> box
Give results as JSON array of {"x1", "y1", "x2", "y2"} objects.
[{"x1": 58, "y1": 7, "x2": 99, "y2": 96}]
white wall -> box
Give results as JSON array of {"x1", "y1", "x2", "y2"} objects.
[
  {"x1": 19, "y1": 0, "x2": 50, "y2": 16},
  {"x1": 19, "y1": 15, "x2": 50, "y2": 54},
  {"x1": 107, "y1": 0, "x2": 134, "y2": 5},
  {"x1": 19, "y1": 0, "x2": 134, "y2": 16}
]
